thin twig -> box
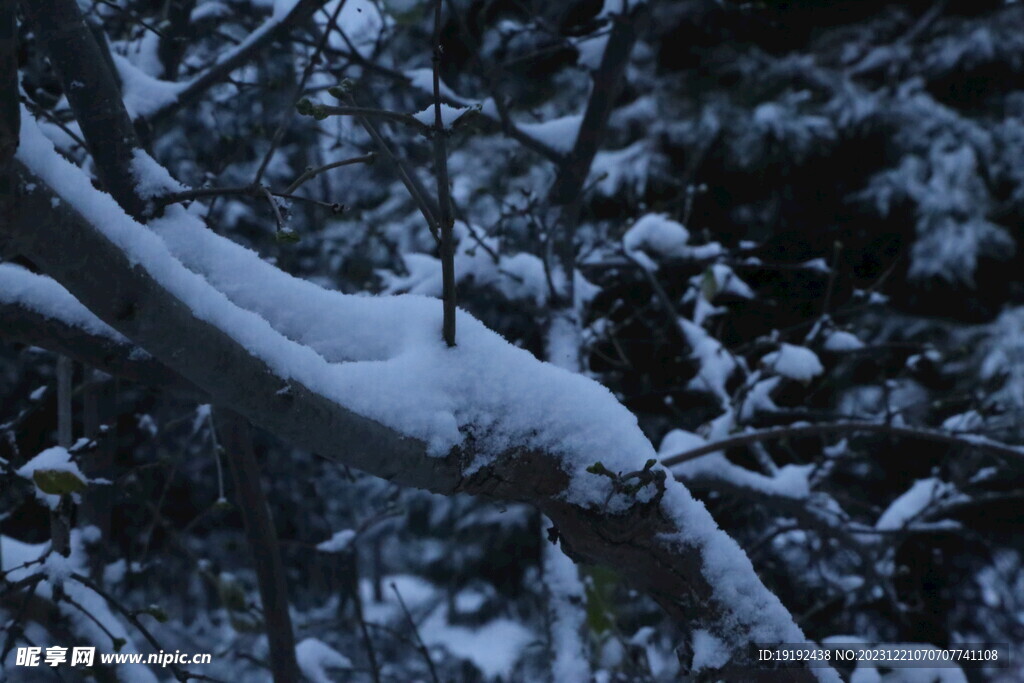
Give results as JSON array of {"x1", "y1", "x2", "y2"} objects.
[
  {"x1": 259, "y1": 185, "x2": 285, "y2": 232},
  {"x1": 352, "y1": 573, "x2": 382, "y2": 683},
  {"x1": 253, "y1": 0, "x2": 348, "y2": 184},
  {"x1": 69, "y1": 574, "x2": 224, "y2": 682},
  {"x1": 283, "y1": 152, "x2": 375, "y2": 194},
  {"x1": 661, "y1": 421, "x2": 1024, "y2": 468},
  {"x1": 310, "y1": 104, "x2": 432, "y2": 134},
  {"x1": 92, "y1": 0, "x2": 167, "y2": 38},
  {"x1": 156, "y1": 184, "x2": 340, "y2": 214},
  {"x1": 391, "y1": 582, "x2": 441, "y2": 683},
  {"x1": 339, "y1": 94, "x2": 440, "y2": 239},
  {"x1": 432, "y1": 0, "x2": 457, "y2": 347}
]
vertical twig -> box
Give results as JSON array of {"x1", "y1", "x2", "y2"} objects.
[
  {"x1": 432, "y1": 0, "x2": 457, "y2": 347},
  {"x1": 391, "y1": 582, "x2": 441, "y2": 683},
  {"x1": 57, "y1": 356, "x2": 73, "y2": 449},
  {"x1": 52, "y1": 356, "x2": 74, "y2": 561},
  {"x1": 353, "y1": 569, "x2": 382, "y2": 683},
  {"x1": 253, "y1": 0, "x2": 348, "y2": 184}
]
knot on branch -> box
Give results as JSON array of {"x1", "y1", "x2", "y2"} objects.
[{"x1": 586, "y1": 458, "x2": 667, "y2": 510}]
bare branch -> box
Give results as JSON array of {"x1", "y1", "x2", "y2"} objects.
[
  {"x1": 431, "y1": 0, "x2": 457, "y2": 347},
  {"x1": 252, "y1": 0, "x2": 349, "y2": 185},
  {"x1": 299, "y1": 102, "x2": 433, "y2": 135},
  {"x1": 661, "y1": 420, "x2": 1024, "y2": 469},
  {"x1": 147, "y1": 0, "x2": 331, "y2": 128},
  {"x1": 283, "y1": 152, "x2": 375, "y2": 195}
]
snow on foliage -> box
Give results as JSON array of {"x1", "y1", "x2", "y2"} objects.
[
  {"x1": 823, "y1": 330, "x2": 865, "y2": 352},
  {"x1": 316, "y1": 529, "x2": 356, "y2": 553},
  {"x1": 1, "y1": 532, "x2": 158, "y2": 681},
  {"x1": 518, "y1": 114, "x2": 583, "y2": 154},
  {"x1": 295, "y1": 638, "x2": 353, "y2": 682},
  {"x1": 623, "y1": 214, "x2": 722, "y2": 269},
  {"x1": 761, "y1": 344, "x2": 824, "y2": 384},
  {"x1": 382, "y1": 223, "x2": 551, "y2": 305}
]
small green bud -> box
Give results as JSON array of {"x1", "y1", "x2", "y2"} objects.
[
  {"x1": 328, "y1": 79, "x2": 355, "y2": 99},
  {"x1": 141, "y1": 605, "x2": 169, "y2": 623},
  {"x1": 276, "y1": 228, "x2": 301, "y2": 244}
]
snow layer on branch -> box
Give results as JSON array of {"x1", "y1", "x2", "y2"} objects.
[
  {"x1": 0, "y1": 263, "x2": 128, "y2": 342},
  {"x1": 17, "y1": 113, "x2": 836, "y2": 671},
  {"x1": 660, "y1": 430, "x2": 812, "y2": 499},
  {"x1": 112, "y1": 55, "x2": 187, "y2": 119},
  {"x1": 412, "y1": 103, "x2": 470, "y2": 129},
  {"x1": 876, "y1": 478, "x2": 954, "y2": 531},
  {"x1": 20, "y1": 107, "x2": 657, "y2": 495},
  {"x1": 295, "y1": 638, "x2": 352, "y2": 682}
]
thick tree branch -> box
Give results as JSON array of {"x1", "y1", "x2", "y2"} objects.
[
  {"x1": 0, "y1": 299, "x2": 203, "y2": 398},
  {"x1": 3, "y1": 162, "x2": 833, "y2": 678}
]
